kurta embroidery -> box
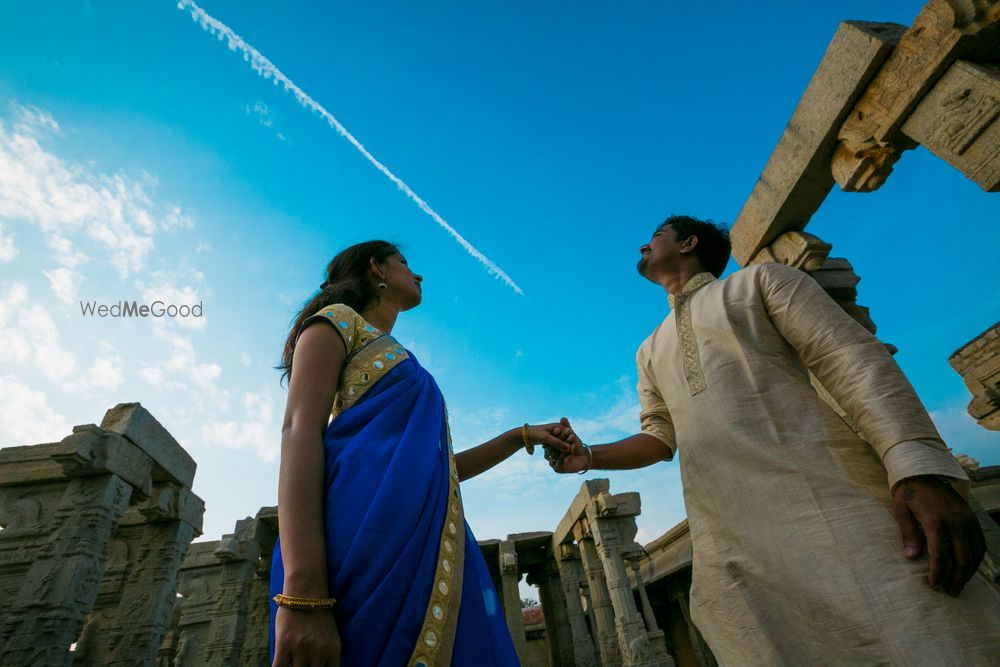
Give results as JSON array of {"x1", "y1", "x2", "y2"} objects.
[{"x1": 668, "y1": 272, "x2": 715, "y2": 396}]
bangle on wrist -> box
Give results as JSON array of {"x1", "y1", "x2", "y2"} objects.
[
  {"x1": 577, "y1": 444, "x2": 593, "y2": 475},
  {"x1": 521, "y1": 423, "x2": 534, "y2": 455},
  {"x1": 272, "y1": 593, "x2": 337, "y2": 610}
]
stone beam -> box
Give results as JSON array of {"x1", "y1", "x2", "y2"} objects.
[
  {"x1": 552, "y1": 479, "x2": 610, "y2": 548},
  {"x1": 730, "y1": 21, "x2": 903, "y2": 265},
  {"x1": 101, "y1": 403, "x2": 197, "y2": 487},
  {"x1": 902, "y1": 60, "x2": 1000, "y2": 191},
  {"x1": 832, "y1": 0, "x2": 1000, "y2": 192},
  {"x1": 949, "y1": 321, "x2": 1000, "y2": 430}
]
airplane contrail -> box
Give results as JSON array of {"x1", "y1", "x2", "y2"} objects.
[{"x1": 175, "y1": 0, "x2": 523, "y2": 294}]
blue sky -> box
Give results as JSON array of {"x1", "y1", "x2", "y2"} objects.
[{"x1": 1, "y1": 0, "x2": 998, "y2": 570}]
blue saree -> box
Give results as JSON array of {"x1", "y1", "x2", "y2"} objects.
[{"x1": 270, "y1": 304, "x2": 519, "y2": 666}]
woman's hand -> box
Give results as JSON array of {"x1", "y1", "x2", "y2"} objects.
[
  {"x1": 272, "y1": 607, "x2": 342, "y2": 667},
  {"x1": 524, "y1": 419, "x2": 580, "y2": 455},
  {"x1": 543, "y1": 417, "x2": 589, "y2": 473}
]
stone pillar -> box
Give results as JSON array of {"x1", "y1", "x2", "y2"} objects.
[
  {"x1": 576, "y1": 518, "x2": 621, "y2": 666},
  {"x1": 528, "y1": 557, "x2": 575, "y2": 667},
  {"x1": 0, "y1": 403, "x2": 202, "y2": 667},
  {"x1": 165, "y1": 509, "x2": 274, "y2": 666},
  {"x1": 588, "y1": 492, "x2": 673, "y2": 666},
  {"x1": 628, "y1": 558, "x2": 671, "y2": 663},
  {"x1": 75, "y1": 482, "x2": 203, "y2": 665},
  {"x1": 555, "y1": 543, "x2": 599, "y2": 667},
  {"x1": 239, "y1": 507, "x2": 279, "y2": 666},
  {"x1": 498, "y1": 538, "x2": 527, "y2": 662}
]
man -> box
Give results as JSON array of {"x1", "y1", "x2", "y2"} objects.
[{"x1": 548, "y1": 215, "x2": 1000, "y2": 665}]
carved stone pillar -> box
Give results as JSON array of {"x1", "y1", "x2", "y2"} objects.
[
  {"x1": 0, "y1": 411, "x2": 192, "y2": 667},
  {"x1": 166, "y1": 511, "x2": 273, "y2": 666},
  {"x1": 588, "y1": 492, "x2": 673, "y2": 666},
  {"x1": 555, "y1": 542, "x2": 599, "y2": 667},
  {"x1": 239, "y1": 507, "x2": 279, "y2": 665},
  {"x1": 576, "y1": 518, "x2": 622, "y2": 666},
  {"x1": 527, "y1": 556, "x2": 575, "y2": 667},
  {"x1": 628, "y1": 558, "x2": 671, "y2": 662},
  {"x1": 498, "y1": 538, "x2": 527, "y2": 662}
]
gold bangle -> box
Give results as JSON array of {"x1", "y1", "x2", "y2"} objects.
[
  {"x1": 521, "y1": 423, "x2": 534, "y2": 455},
  {"x1": 272, "y1": 593, "x2": 337, "y2": 610}
]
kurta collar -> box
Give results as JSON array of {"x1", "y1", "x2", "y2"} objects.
[{"x1": 668, "y1": 272, "x2": 716, "y2": 308}]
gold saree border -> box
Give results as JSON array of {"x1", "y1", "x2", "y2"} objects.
[
  {"x1": 408, "y1": 406, "x2": 465, "y2": 667},
  {"x1": 330, "y1": 335, "x2": 410, "y2": 418}
]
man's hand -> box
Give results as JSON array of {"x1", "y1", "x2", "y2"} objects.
[
  {"x1": 892, "y1": 475, "x2": 986, "y2": 596},
  {"x1": 543, "y1": 417, "x2": 589, "y2": 473}
]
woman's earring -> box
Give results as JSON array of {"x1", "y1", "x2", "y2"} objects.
[{"x1": 378, "y1": 281, "x2": 388, "y2": 290}]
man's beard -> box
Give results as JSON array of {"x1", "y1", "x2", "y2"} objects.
[{"x1": 636, "y1": 255, "x2": 649, "y2": 277}]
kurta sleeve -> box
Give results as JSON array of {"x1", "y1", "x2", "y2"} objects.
[
  {"x1": 755, "y1": 262, "x2": 968, "y2": 492},
  {"x1": 636, "y1": 343, "x2": 678, "y2": 460}
]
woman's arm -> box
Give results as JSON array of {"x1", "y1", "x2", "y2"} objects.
[
  {"x1": 273, "y1": 322, "x2": 345, "y2": 666},
  {"x1": 455, "y1": 423, "x2": 575, "y2": 482}
]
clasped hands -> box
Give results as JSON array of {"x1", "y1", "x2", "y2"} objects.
[{"x1": 525, "y1": 417, "x2": 589, "y2": 473}]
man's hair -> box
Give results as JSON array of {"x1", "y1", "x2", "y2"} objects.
[{"x1": 657, "y1": 215, "x2": 732, "y2": 278}]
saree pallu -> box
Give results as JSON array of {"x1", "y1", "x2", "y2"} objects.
[{"x1": 270, "y1": 344, "x2": 518, "y2": 666}]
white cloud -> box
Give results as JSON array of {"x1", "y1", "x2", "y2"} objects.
[
  {"x1": 88, "y1": 343, "x2": 125, "y2": 393},
  {"x1": 0, "y1": 222, "x2": 17, "y2": 262},
  {"x1": 0, "y1": 102, "x2": 193, "y2": 278},
  {"x1": 201, "y1": 391, "x2": 280, "y2": 462},
  {"x1": 0, "y1": 281, "x2": 78, "y2": 385},
  {"x1": 240, "y1": 352, "x2": 251, "y2": 366},
  {"x1": 0, "y1": 374, "x2": 70, "y2": 445},
  {"x1": 135, "y1": 269, "x2": 209, "y2": 332},
  {"x1": 42, "y1": 267, "x2": 82, "y2": 304},
  {"x1": 138, "y1": 325, "x2": 227, "y2": 409},
  {"x1": 568, "y1": 375, "x2": 642, "y2": 443},
  {"x1": 930, "y1": 401, "x2": 1000, "y2": 465}
]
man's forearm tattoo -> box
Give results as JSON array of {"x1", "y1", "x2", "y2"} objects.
[{"x1": 901, "y1": 484, "x2": 916, "y2": 501}]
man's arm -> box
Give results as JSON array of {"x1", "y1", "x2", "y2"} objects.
[
  {"x1": 550, "y1": 345, "x2": 676, "y2": 473},
  {"x1": 757, "y1": 262, "x2": 984, "y2": 595},
  {"x1": 551, "y1": 432, "x2": 672, "y2": 473}
]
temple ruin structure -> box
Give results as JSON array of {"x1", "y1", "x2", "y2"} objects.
[{"x1": 1, "y1": 0, "x2": 998, "y2": 664}]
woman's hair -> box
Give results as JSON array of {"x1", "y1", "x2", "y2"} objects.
[{"x1": 276, "y1": 240, "x2": 400, "y2": 387}]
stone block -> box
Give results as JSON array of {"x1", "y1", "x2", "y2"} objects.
[
  {"x1": 100, "y1": 403, "x2": 196, "y2": 487},
  {"x1": 731, "y1": 21, "x2": 903, "y2": 264},
  {"x1": 832, "y1": 0, "x2": 1000, "y2": 192},
  {"x1": 902, "y1": 60, "x2": 1000, "y2": 191}
]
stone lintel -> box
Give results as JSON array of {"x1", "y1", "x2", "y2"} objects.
[
  {"x1": 902, "y1": 59, "x2": 1000, "y2": 191},
  {"x1": 731, "y1": 21, "x2": 903, "y2": 264},
  {"x1": 118, "y1": 483, "x2": 205, "y2": 531},
  {"x1": 593, "y1": 491, "x2": 641, "y2": 518},
  {"x1": 832, "y1": 1, "x2": 1000, "y2": 192},
  {"x1": 0, "y1": 427, "x2": 153, "y2": 495},
  {"x1": 100, "y1": 403, "x2": 196, "y2": 487},
  {"x1": 551, "y1": 479, "x2": 610, "y2": 548}
]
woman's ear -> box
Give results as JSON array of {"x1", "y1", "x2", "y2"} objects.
[{"x1": 369, "y1": 257, "x2": 385, "y2": 281}]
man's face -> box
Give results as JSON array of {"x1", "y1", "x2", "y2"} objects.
[{"x1": 637, "y1": 224, "x2": 685, "y2": 280}]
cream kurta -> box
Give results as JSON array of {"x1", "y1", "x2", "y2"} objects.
[{"x1": 636, "y1": 262, "x2": 1000, "y2": 666}]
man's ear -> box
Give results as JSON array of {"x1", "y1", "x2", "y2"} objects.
[{"x1": 680, "y1": 234, "x2": 699, "y2": 254}]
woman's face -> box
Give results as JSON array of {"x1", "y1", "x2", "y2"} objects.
[{"x1": 380, "y1": 253, "x2": 423, "y2": 309}]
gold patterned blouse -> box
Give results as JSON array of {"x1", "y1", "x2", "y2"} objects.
[{"x1": 297, "y1": 303, "x2": 410, "y2": 418}]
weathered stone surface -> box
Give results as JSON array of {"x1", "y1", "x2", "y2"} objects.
[
  {"x1": 832, "y1": 0, "x2": 1000, "y2": 192},
  {"x1": 731, "y1": 21, "x2": 903, "y2": 264},
  {"x1": 101, "y1": 403, "x2": 197, "y2": 487},
  {"x1": 950, "y1": 321, "x2": 1000, "y2": 430},
  {"x1": 902, "y1": 60, "x2": 1000, "y2": 191},
  {"x1": 746, "y1": 231, "x2": 832, "y2": 271}
]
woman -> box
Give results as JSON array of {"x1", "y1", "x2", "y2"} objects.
[{"x1": 270, "y1": 240, "x2": 575, "y2": 666}]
